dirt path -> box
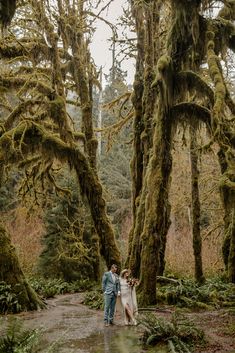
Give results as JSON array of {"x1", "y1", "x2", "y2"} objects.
[
  {"x1": 0, "y1": 293, "x2": 142, "y2": 353},
  {"x1": 0, "y1": 294, "x2": 234, "y2": 353}
]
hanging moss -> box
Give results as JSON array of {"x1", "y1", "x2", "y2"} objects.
[
  {"x1": 175, "y1": 71, "x2": 214, "y2": 106},
  {"x1": 218, "y1": 1, "x2": 235, "y2": 21},
  {"x1": 0, "y1": 123, "x2": 121, "y2": 269},
  {"x1": 156, "y1": 55, "x2": 174, "y2": 111},
  {"x1": 171, "y1": 102, "x2": 211, "y2": 127}
]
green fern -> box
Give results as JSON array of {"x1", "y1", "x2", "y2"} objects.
[
  {"x1": 0, "y1": 282, "x2": 21, "y2": 314},
  {"x1": 157, "y1": 277, "x2": 234, "y2": 309},
  {"x1": 140, "y1": 312, "x2": 204, "y2": 352},
  {"x1": 83, "y1": 290, "x2": 104, "y2": 309},
  {"x1": 0, "y1": 318, "x2": 41, "y2": 353},
  {"x1": 29, "y1": 277, "x2": 95, "y2": 299}
]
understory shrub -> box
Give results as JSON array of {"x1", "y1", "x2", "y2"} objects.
[
  {"x1": 29, "y1": 277, "x2": 95, "y2": 298},
  {"x1": 0, "y1": 282, "x2": 21, "y2": 314},
  {"x1": 82, "y1": 290, "x2": 103, "y2": 309},
  {"x1": 0, "y1": 318, "x2": 41, "y2": 353},
  {"x1": 156, "y1": 277, "x2": 235, "y2": 309},
  {"x1": 140, "y1": 312, "x2": 204, "y2": 352}
]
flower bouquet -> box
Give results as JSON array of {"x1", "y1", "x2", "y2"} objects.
[{"x1": 127, "y1": 276, "x2": 139, "y2": 287}]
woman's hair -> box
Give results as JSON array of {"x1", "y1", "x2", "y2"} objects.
[{"x1": 120, "y1": 269, "x2": 129, "y2": 278}]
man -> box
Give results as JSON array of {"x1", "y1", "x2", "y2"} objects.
[{"x1": 102, "y1": 264, "x2": 120, "y2": 326}]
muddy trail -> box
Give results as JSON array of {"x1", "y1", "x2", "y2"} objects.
[{"x1": 0, "y1": 293, "x2": 234, "y2": 353}]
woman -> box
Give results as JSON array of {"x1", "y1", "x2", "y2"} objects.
[{"x1": 119, "y1": 269, "x2": 138, "y2": 325}]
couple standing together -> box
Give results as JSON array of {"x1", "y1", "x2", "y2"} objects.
[{"x1": 102, "y1": 264, "x2": 138, "y2": 327}]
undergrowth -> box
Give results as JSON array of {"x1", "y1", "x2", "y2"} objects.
[
  {"x1": 0, "y1": 318, "x2": 41, "y2": 353},
  {"x1": 140, "y1": 312, "x2": 204, "y2": 352},
  {"x1": 0, "y1": 318, "x2": 60, "y2": 353},
  {"x1": 82, "y1": 290, "x2": 103, "y2": 309},
  {"x1": 0, "y1": 282, "x2": 21, "y2": 314},
  {"x1": 0, "y1": 277, "x2": 96, "y2": 314},
  {"x1": 29, "y1": 277, "x2": 95, "y2": 299},
  {"x1": 156, "y1": 277, "x2": 235, "y2": 309}
]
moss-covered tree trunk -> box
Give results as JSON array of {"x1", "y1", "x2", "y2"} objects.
[
  {"x1": 218, "y1": 149, "x2": 235, "y2": 282},
  {"x1": 138, "y1": 103, "x2": 172, "y2": 305},
  {"x1": 128, "y1": 0, "x2": 162, "y2": 278},
  {"x1": 127, "y1": 2, "x2": 145, "y2": 273},
  {"x1": 0, "y1": 224, "x2": 45, "y2": 311},
  {"x1": 190, "y1": 125, "x2": 204, "y2": 284},
  {"x1": 129, "y1": 0, "x2": 235, "y2": 300},
  {"x1": 136, "y1": 0, "x2": 203, "y2": 305}
]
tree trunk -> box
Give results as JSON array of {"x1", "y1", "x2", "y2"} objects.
[
  {"x1": 128, "y1": 1, "x2": 162, "y2": 277},
  {"x1": 190, "y1": 125, "x2": 204, "y2": 284},
  {"x1": 138, "y1": 104, "x2": 172, "y2": 305},
  {"x1": 127, "y1": 2, "x2": 145, "y2": 270},
  {"x1": 136, "y1": 0, "x2": 202, "y2": 305},
  {"x1": 218, "y1": 149, "x2": 235, "y2": 282},
  {"x1": 0, "y1": 224, "x2": 45, "y2": 311}
]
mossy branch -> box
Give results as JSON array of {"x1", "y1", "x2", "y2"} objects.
[
  {"x1": 0, "y1": 74, "x2": 54, "y2": 96},
  {"x1": 171, "y1": 102, "x2": 211, "y2": 127},
  {"x1": 3, "y1": 100, "x2": 47, "y2": 131},
  {"x1": 175, "y1": 70, "x2": 214, "y2": 106},
  {"x1": 0, "y1": 122, "x2": 121, "y2": 268},
  {"x1": 0, "y1": 38, "x2": 49, "y2": 59}
]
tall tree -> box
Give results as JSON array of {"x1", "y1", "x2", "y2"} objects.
[
  {"x1": 0, "y1": 0, "x2": 121, "y2": 305},
  {"x1": 190, "y1": 124, "x2": 204, "y2": 284},
  {"x1": 128, "y1": 0, "x2": 235, "y2": 305}
]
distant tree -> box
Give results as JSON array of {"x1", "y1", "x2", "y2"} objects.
[
  {"x1": 97, "y1": 62, "x2": 133, "y2": 260},
  {"x1": 39, "y1": 170, "x2": 100, "y2": 281}
]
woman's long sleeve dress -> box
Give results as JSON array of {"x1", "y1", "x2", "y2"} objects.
[{"x1": 120, "y1": 278, "x2": 138, "y2": 325}]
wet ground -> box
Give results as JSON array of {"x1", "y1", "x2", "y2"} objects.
[
  {"x1": 0, "y1": 293, "x2": 234, "y2": 353},
  {"x1": 0, "y1": 294, "x2": 146, "y2": 353}
]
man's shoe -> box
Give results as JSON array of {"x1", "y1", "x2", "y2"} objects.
[{"x1": 104, "y1": 322, "x2": 109, "y2": 327}]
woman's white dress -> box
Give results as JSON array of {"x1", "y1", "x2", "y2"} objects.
[{"x1": 119, "y1": 277, "x2": 138, "y2": 325}]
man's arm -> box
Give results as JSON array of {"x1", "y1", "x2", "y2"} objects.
[
  {"x1": 102, "y1": 272, "x2": 107, "y2": 293},
  {"x1": 116, "y1": 275, "x2": 121, "y2": 295}
]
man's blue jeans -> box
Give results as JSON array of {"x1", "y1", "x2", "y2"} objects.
[{"x1": 104, "y1": 292, "x2": 116, "y2": 323}]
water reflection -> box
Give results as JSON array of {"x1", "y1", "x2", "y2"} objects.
[
  {"x1": 59, "y1": 326, "x2": 143, "y2": 353},
  {"x1": 103, "y1": 326, "x2": 141, "y2": 353},
  {"x1": 67, "y1": 326, "x2": 170, "y2": 353}
]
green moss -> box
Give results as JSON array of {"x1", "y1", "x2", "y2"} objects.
[{"x1": 49, "y1": 96, "x2": 64, "y2": 118}]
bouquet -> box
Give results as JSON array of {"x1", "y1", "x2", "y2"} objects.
[{"x1": 126, "y1": 276, "x2": 139, "y2": 287}]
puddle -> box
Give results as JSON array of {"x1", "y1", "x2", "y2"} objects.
[
  {"x1": 57, "y1": 326, "x2": 142, "y2": 353},
  {"x1": 56, "y1": 326, "x2": 169, "y2": 353}
]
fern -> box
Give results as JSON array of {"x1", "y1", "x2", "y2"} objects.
[
  {"x1": 140, "y1": 312, "x2": 204, "y2": 352},
  {"x1": 83, "y1": 290, "x2": 104, "y2": 309},
  {"x1": 0, "y1": 282, "x2": 21, "y2": 314},
  {"x1": 0, "y1": 318, "x2": 41, "y2": 353},
  {"x1": 157, "y1": 277, "x2": 235, "y2": 309}
]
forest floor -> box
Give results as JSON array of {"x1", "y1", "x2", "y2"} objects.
[{"x1": 0, "y1": 293, "x2": 234, "y2": 353}]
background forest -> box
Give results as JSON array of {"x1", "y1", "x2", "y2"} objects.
[{"x1": 0, "y1": 0, "x2": 234, "y2": 312}]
